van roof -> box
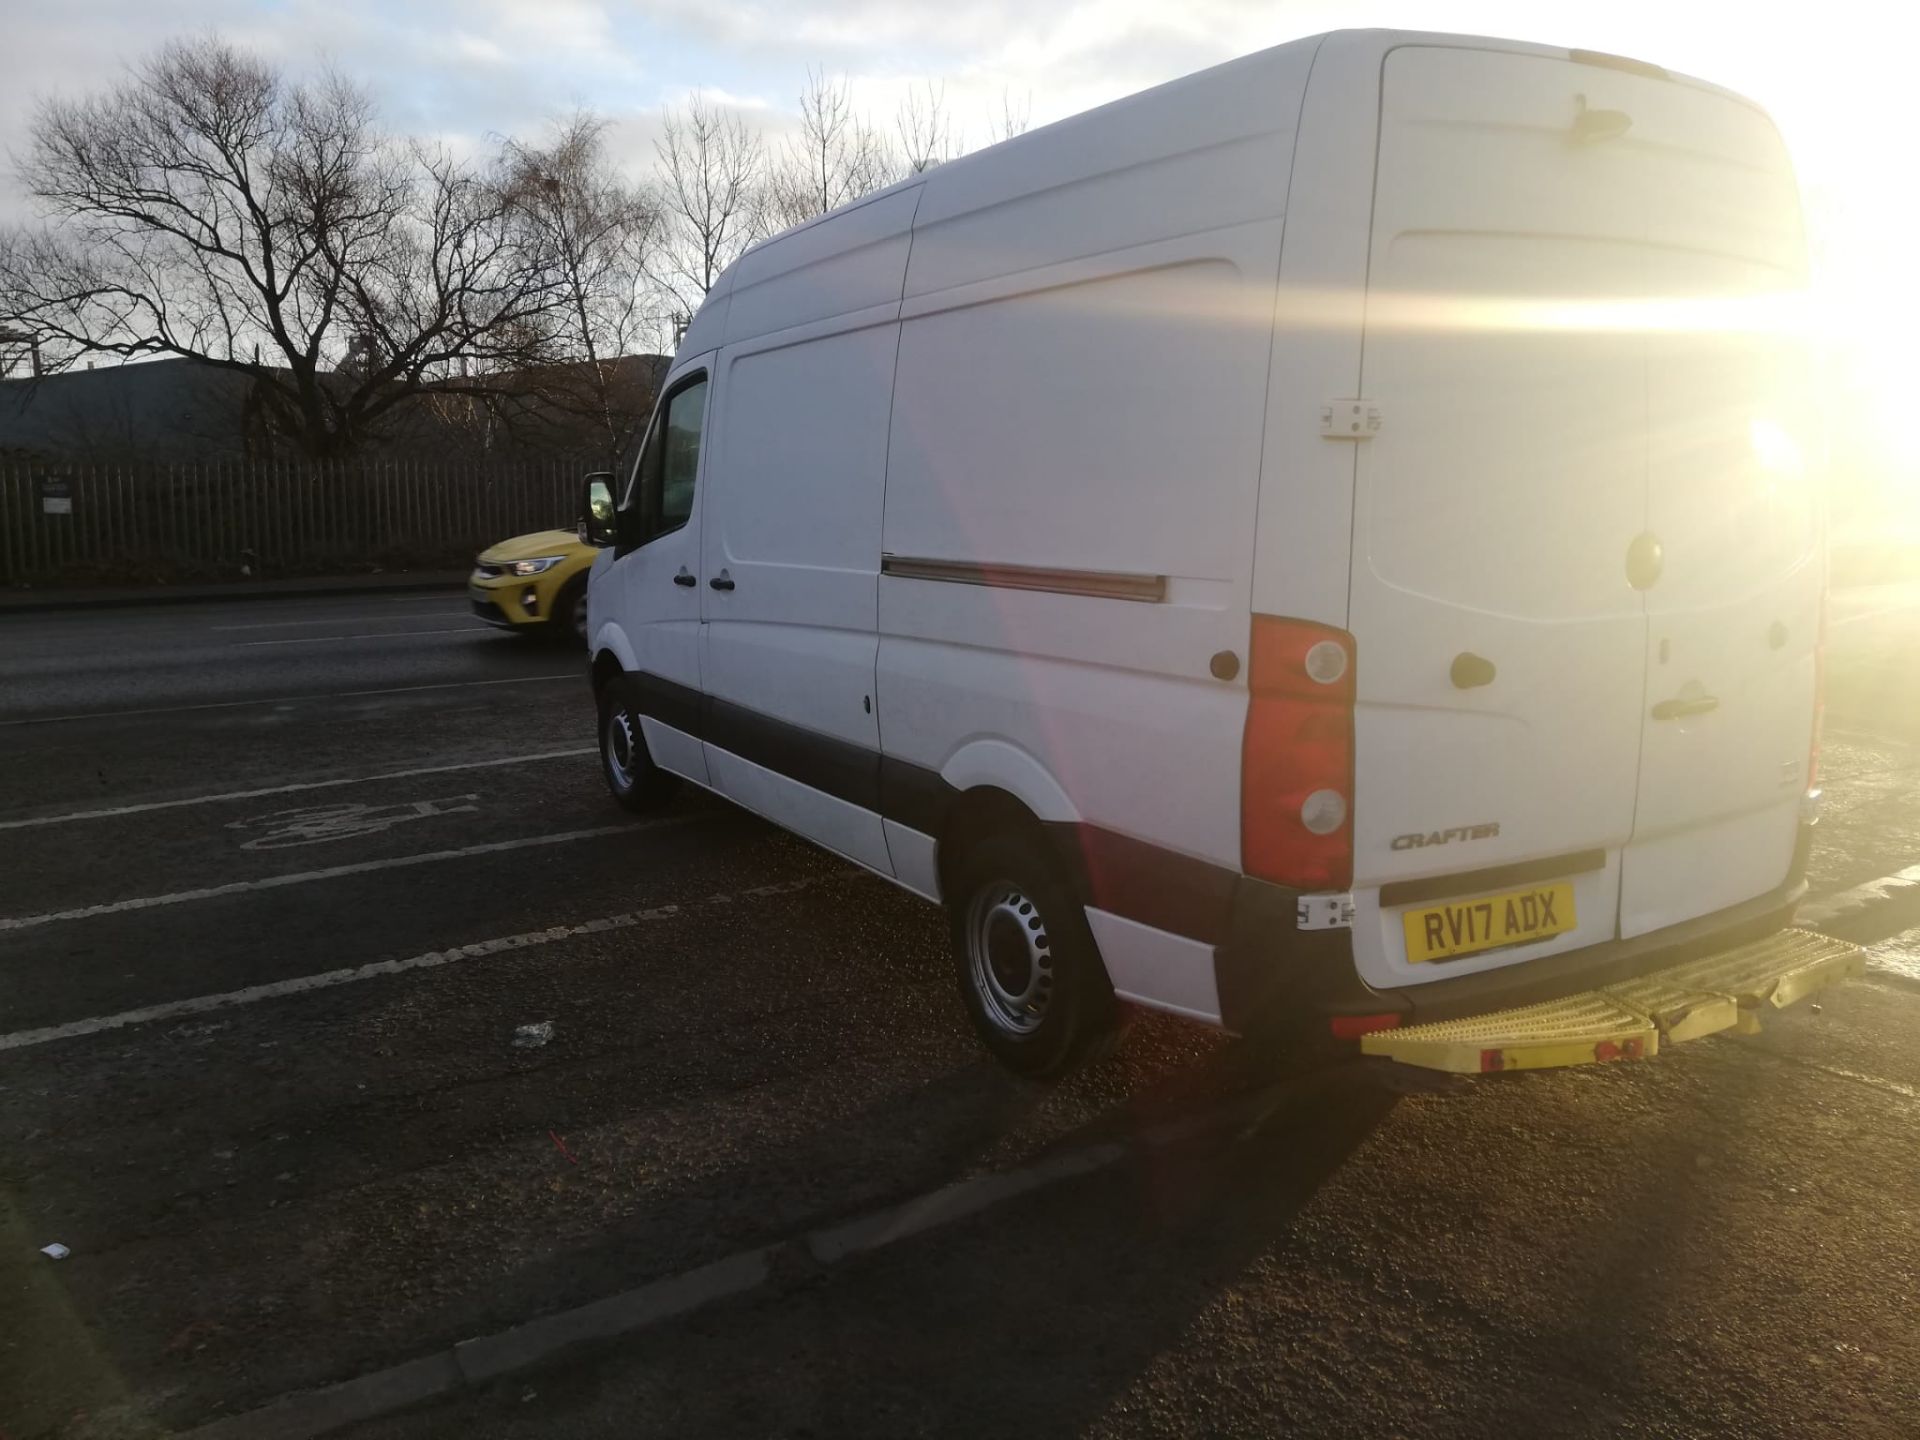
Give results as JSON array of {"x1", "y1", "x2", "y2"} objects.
[{"x1": 681, "y1": 28, "x2": 1769, "y2": 350}]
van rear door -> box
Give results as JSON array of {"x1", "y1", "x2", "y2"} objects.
[
  {"x1": 1340, "y1": 47, "x2": 1647, "y2": 989},
  {"x1": 1343, "y1": 45, "x2": 1814, "y2": 988},
  {"x1": 1619, "y1": 81, "x2": 1816, "y2": 937}
]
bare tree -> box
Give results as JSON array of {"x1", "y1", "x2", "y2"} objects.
[
  {"x1": 654, "y1": 95, "x2": 764, "y2": 323},
  {"x1": 985, "y1": 88, "x2": 1033, "y2": 145},
  {"x1": 0, "y1": 330, "x2": 43, "y2": 378},
  {"x1": 766, "y1": 68, "x2": 896, "y2": 230},
  {"x1": 896, "y1": 81, "x2": 958, "y2": 175},
  {"x1": 496, "y1": 113, "x2": 664, "y2": 466},
  {"x1": 0, "y1": 38, "x2": 577, "y2": 456}
]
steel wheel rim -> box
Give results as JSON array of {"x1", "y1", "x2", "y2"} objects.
[
  {"x1": 605, "y1": 706, "x2": 638, "y2": 792},
  {"x1": 965, "y1": 880, "x2": 1054, "y2": 1035}
]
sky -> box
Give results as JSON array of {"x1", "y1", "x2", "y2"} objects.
[{"x1": 4, "y1": 1, "x2": 1918, "y2": 531}]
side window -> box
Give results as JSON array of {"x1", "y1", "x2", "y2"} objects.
[
  {"x1": 658, "y1": 378, "x2": 707, "y2": 530},
  {"x1": 622, "y1": 373, "x2": 708, "y2": 551}
]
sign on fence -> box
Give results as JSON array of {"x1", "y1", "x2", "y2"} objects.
[{"x1": 38, "y1": 475, "x2": 71, "y2": 516}]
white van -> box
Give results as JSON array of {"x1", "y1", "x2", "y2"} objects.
[{"x1": 584, "y1": 29, "x2": 1826, "y2": 1075}]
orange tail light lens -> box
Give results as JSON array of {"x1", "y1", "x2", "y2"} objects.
[{"x1": 1242, "y1": 615, "x2": 1356, "y2": 891}]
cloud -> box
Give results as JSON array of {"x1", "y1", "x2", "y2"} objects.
[
  {"x1": 675, "y1": 87, "x2": 772, "y2": 112},
  {"x1": 449, "y1": 32, "x2": 512, "y2": 67},
  {"x1": 0, "y1": 1, "x2": 663, "y2": 217},
  {"x1": 0, "y1": 1, "x2": 1282, "y2": 207}
]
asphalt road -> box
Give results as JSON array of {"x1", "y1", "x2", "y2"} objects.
[{"x1": 1, "y1": 586, "x2": 1917, "y2": 1440}]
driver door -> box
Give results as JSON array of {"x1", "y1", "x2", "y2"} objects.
[{"x1": 611, "y1": 361, "x2": 713, "y2": 785}]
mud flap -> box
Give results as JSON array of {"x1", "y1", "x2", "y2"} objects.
[{"x1": 1361, "y1": 928, "x2": 1865, "y2": 1075}]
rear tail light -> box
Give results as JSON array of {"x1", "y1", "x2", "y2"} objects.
[{"x1": 1242, "y1": 615, "x2": 1356, "y2": 891}]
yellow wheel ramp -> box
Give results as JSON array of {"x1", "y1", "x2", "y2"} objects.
[{"x1": 1361, "y1": 928, "x2": 1865, "y2": 1075}]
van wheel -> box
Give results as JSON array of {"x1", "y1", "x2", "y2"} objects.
[
  {"x1": 599, "y1": 688, "x2": 677, "y2": 813},
  {"x1": 948, "y1": 833, "x2": 1119, "y2": 1077}
]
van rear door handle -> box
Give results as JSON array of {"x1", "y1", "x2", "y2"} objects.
[
  {"x1": 1651, "y1": 694, "x2": 1719, "y2": 721},
  {"x1": 673, "y1": 568, "x2": 696, "y2": 587}
]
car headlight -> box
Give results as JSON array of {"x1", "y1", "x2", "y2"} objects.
[{"x1": 509, "y1": 556, "x2": 567, "y2": 576}]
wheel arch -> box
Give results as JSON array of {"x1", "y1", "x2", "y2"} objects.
[
  {"x1": 590, "y1": 626, "x2": 639, "y2": 687},
  {"x1": 930, "y1": 740, "x2": 1080, "y2": 902},
  {"x1": 936, "y1": 738, "x2": 1077, "y2": 823}
]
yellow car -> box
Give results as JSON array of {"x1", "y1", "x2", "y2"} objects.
[{"x1": 468, "y1": 525, "x2": 600, "y2": 645}]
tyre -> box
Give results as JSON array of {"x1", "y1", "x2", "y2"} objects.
[
  {"x1": 947, "y1": 831, "x2": 1120, "y2": 1077},
  {"x1": 550, "y1": 576, "x2": 590, "y2": 649},
  {"x1": 598, "y1": 684, "x2": 678, "y2": 813}
]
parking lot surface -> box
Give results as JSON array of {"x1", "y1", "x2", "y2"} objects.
[{"x1": 2, "y1": 586, "x2": 1917, "y2": 1439}]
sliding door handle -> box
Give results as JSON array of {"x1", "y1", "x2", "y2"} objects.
[{"x1": 709, "y1": 570, "x2": 735, "y2": 592}]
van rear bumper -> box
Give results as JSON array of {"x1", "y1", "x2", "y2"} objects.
[{"x1": 1215, "y1": 822, "x2": 1816, "y2": 1034}]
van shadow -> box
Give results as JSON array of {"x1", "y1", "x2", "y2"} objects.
[
  {"x1": 457, "y1": 1038, "x2": 1403, "y2": 1440},
  {"x1": 466, "y1": 1005, "x2": 1380, "y2": 1334},
  {"x1": 787, "y1": 1059, "x2": 1400, "y2": 1439}
]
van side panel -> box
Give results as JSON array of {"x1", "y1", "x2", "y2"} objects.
[
  {"x1": 704, "y1": 314, "x2": 899, "y2": 747},
  {"x1": 879, "y1": 62, "x2": 1307, "y2": 1018},
  {"x1": 678, "y1": 272, "x2": 733, "y2": 357},
  {"x1": 724, "y1": 187, "x2": 921, "y2": 342},
  {"x1": 880, "y1": 226, "x2": 1284, "y2": 874},
  {"x1": 904, "y1": 40, "x2": 1317, "y2": 299},
  {"x1": 698, "y1": 196, "x2": 915, "y2": 875}
]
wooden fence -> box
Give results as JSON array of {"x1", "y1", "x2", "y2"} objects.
[{"x1": 0, "y1": 457, "x2": 598, "y2": 587}]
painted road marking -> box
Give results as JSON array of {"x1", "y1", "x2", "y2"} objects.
[
  {"x1": 236, "y1": 627, "x2": 493, "y2": 646},
  {"x1": 0, "y1": 876, "x2": 841, "y2": 1054},
  {"x1": 228, "y1": 795, "x2": 481, "y2": 850},
  {"x1": 0, "y1": 673, "x2": 576, "y2": 728},
  {"x1": 0, "y1": 747, "x2": 596, "y2": 831},
  {"x1": 0, "y1": 818, "x2": 690, "y2": 933}
]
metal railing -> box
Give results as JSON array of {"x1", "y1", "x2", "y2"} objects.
[{"x1": 0, "y1": 456, "x2": 597, "y2": 587}]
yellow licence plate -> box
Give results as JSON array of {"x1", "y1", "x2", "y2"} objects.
[{"x1": 1402, "y1": 883, "x2": 1577, "y2": 964}]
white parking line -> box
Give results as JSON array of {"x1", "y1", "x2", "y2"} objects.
[
  {"x1": 0, "y1": 818, "x2": 689, "y2": 933},
  {"x1": 0, "y1": 911, "x2": 675, "y2": 1052},
  {"x1": 0, "y1": 673, "x2": 577, "y2": 728},
  {"x1": 0, "y1": 875, "x2": 839, "y2": 1054},
  {"x1": 0, "y1": 747, "x2": 597, "y2": 831},
  {"x1": 236, "y1": 626, "x2": 493, "y2": 646}
]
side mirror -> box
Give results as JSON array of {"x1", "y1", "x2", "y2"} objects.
[{"x1": 580, "y1": 472, "x2": 616, "y2": 547}]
